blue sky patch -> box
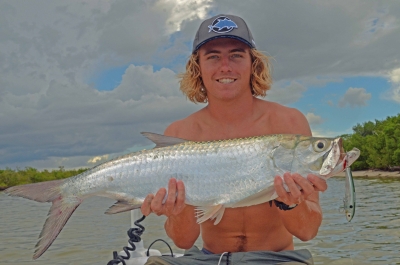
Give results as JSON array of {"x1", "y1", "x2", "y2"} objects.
[
  {"x1": 290, "y1": 76, "x2": 398, "y2": 136},
  {"x1": 90, "y1": 65, "x2": 128, "y2": 91}
]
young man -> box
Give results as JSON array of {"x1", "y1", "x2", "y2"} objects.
[{"x1": 142, "y1": 14, "x2": 327, "y2": 264}]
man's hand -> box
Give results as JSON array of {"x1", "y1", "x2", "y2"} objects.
[
  {"x1": 274, "y1": 173, "x2": 327, "y2": 205},
  {"x1": 141, "y1": 178, "x2": 186, "y2": 217}
]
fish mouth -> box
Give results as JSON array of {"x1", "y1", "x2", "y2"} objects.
[
  {"x1": 319, "y1": 137, "x2": 361, "y2": 178},
  {"x1": 320, "y1": 138, "x2": 344, "y2": 176}
]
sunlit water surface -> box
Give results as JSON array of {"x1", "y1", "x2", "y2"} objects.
[{"x1": 1, "y1": 177, "x2": 400, "y2": 265}]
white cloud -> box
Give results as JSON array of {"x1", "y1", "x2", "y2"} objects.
[
  {"x1": 160, "y1": 0, "x2": 212, "y2": 34},
  {"x1": 392, "y1": 88, "x2": 400, "y2": 102},
  {"x1": 306, "y1": 113, "x2": 324, "y2": 125},
  {"x1": 383, "y1": 87, "x2": 400, "y2": 103},
  {"x1": 311, "y1": 128, "x2": 350, "y2": 138},
  {"x1": 380, "y1": 68, "x2": 400, "y2": 104},
  {"x1": 87, "y1": 155, "x2": 109, "y2": 164},
  {"x1": 267, "y1": 81, "x2": 307, "y2": 104},
  {"x1": 390, "y1": 68, "x2": 400, "y2": 83},
  {"x1": 110, "y1": 65, "x2": 181, "y2": 101},
  {"x1": 338, "y1": 88, "x2": 371, "y2": 108},
  {"x1": 0, "y1": 61, "x2": 201, "y2": 169}
]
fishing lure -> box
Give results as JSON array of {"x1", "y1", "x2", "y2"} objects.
[{"x1": 343, "y1": 166, "x2": 356, "y2": 222}]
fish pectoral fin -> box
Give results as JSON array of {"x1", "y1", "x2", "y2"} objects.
[
  {"x1": 105, "y1": 200, "x2": 141, "y2": 214},
  {"x1": 141, "y1": 132, "x2": 188, "y2": 148},
  {"x1": 195, "y1": 204, "x2": 226, "y2": 225},
  {"x1": 230, "y1": 186, "x2": 278, "y2": 208}
]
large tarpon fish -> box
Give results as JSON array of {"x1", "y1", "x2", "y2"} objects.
[{"x1": 5, "y1": 133, "x2": 360, "y2": 259}]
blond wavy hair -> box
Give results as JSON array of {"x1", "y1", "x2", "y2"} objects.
[{"x1": 178, "y1": 49, "x2": 272, "y2": 103}]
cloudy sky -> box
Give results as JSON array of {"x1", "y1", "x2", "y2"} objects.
[{"x1": 1, "y1": 0, "x2": 399, "y2": 170}]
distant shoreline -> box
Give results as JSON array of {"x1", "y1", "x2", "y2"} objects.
[{"x1": 334, "y1": 169, "x2": 400, "y2": 179}]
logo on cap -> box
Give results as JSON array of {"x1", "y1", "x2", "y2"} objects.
[{"x1": 208, "y1": 16, "x2": 238, "y2": 33}]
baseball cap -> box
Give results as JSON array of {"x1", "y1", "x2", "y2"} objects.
[{"x1": 192, "y1": 14, "x2": 256, "y2": 53}]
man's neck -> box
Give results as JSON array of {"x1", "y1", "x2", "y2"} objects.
[{"x1": 205, "y1": 95, "x2": 258, "y2": 125}]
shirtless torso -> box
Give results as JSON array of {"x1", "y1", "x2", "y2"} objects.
[
  {"x1": 141, "y1": 37, "x2": 327, "y2": 255},
  {"x1": 162, "y1": 99, "x2": 317, "y2": 253}
]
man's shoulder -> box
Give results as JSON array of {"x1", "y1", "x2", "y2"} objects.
[
  {"x1": 258, "y1": 99, "x2": 304, "y2": 118},
  {"x1": 164, "y1": 110, "x2": 204, "y2": 139},
  {"x1": 256, "y1": 99, "x2": 311, "y2": 135}
]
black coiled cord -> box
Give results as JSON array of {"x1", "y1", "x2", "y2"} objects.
[
  {"x1": 107, "y1": 215, "x2": 175, "y2": 264},
  {"x1": 107, "y1": 215, "x2": 146, "y2": 265},
  {"x1": 147, "y1": 239, "x2": 174, "y2": 257}
]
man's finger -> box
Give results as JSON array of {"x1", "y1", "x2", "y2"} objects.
[
  {"x1": 283, "y1": 173, "x2": 302, "y2": 200},
  {"x1": 141, "y1": 194, "x2": 154, "y2": 216},
  {"x1": 172, "y1": 180, "x2": 186, "y2": 215},
  {"x1": 292, "y1": 174, "x2": 314, "y2": 197},
  {"x1": 152, "y1": 188, "x2": 167, "y2": 215},
  {"x1": 165, "y1": 178, "x2": 177, "y2": 216},
  {"x1": 307, "y1": 174, "x2": 327, "y2": 192},
  {"x1": 274, "y1": 176, "x2": 290, "y2": 203}
]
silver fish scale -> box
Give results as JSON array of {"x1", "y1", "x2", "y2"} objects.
[
  {"x1": 61, "y1": 135, "x2": 288, "y2": 207},
  {"x1": 159, "y1": 137, "x2": 274, "y2": 206}
]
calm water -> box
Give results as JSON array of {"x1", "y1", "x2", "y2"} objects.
[{"x1": 1, "y1": 177, "x2": 400, "y2": 265}]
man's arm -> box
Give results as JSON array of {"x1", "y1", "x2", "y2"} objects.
[
  {"x1": 164, "y1": 204, "x2": 200, "y2": 249},
  {"x1": 273, "y1": 108, "x2": 327, "y2": 241},
  {"x1": 141, "y1": 178, "x2": 200, "y2": 248},
  {"x1": 140, "y1": 122, "x2": 200, "y2": 249},
  {"x1": 274, "y1": 173, "x2": 326, "y2": 241}
]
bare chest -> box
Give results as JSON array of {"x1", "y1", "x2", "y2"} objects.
[{"x1": 200, "y1": 203, "x2": 292, "y2": 252}]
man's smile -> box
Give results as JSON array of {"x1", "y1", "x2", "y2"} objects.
[{"x1": 217, "y1": 78, "x2": 236, "y2": 84}]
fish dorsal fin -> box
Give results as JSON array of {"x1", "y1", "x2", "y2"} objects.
[{"x1": 141, "y1": 132, "x2": 188, "y2": 148}]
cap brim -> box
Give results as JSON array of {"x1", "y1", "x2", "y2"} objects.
[{"x1": 193, "y1": 35, "x2": 255, "y2": 53}]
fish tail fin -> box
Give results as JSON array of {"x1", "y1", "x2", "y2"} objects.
[
  {"x1": 34, "y1": 194, "x2": 81, "y2": 259},
  {"x1": 5, "y1": 179, "x2": 64, "y2": 202},
  {"x1": 5, "y1": 180, "x2": 82, "y2": 259}
]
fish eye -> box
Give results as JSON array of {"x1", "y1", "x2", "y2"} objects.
[{"x1": 313, "y1": 140, "x2": 328, "y2": 152}]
